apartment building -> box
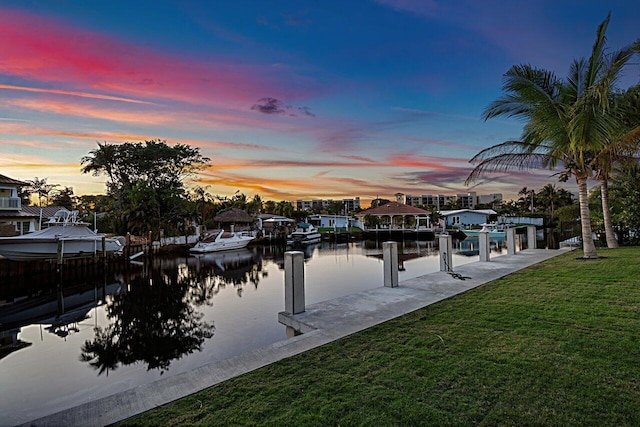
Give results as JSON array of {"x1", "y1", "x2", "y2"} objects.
[
  {"x1": 402, "y1": 192, "x2": 503, "y2": 210},
  {"x1": 295, "y1": 197, "x2": 361, "y2": 214}
]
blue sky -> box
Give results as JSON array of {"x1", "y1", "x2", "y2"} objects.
[{"x1": 0, "y1": 0, "x2": 638, "y2": 203}]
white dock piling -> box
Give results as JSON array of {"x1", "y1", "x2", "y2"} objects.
[
  {"x1": 439, "y1": 234, "x2": 453, "y2": 272},
  {"x1": 383, "y1": 241, "x2": 398, "y2": 288},
  {"x1": 284, "y1": 251, "x2": 305, "y2": 315},
  {"x1": 506, "y1": 228, "x2": 517, "y2": 255},
  {"x1": 527, "y1": 225, "x2": 537, "y2": 249},
  {"x1": 478, "y1": 231, "x2": 490, "y2": 262}
]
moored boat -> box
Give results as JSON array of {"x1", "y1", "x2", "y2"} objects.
[
  {"x1": 287, "y1": 222, "x2": 322, "y2": 245},
  {"x1": 461, "y1": 223, "x2": 507, "y2": 239},
  {"x1": 0, "y1": 209, "x2": 123, "y2": 261},
  {"x1": 190, "y1": 230, "x2": 255, "y2": 253}
]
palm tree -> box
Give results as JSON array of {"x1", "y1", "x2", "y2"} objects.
[
  {"x1": 246, "y1": 194, "x2": 263, "y2": 214},
  {"x1": 574, "y1": 20, "x2": 639, "y2": 248},
  {"x1": 466, "y1": 14, "x2": 639, "y2": 258},
  {"x1": 594, "y1": 84, "x2": 640, "y2": 247},
  {"x1": 81, "y1": 142, "x2": 124, "y2": 210},
  {"x1": 518, "y1": 187, "x2": 535, "y2": 213},
  {"x1": 465, "y1": 64, "x2": 600, "y2": 258},
  {"x1": 191, "y1": 185, "x2": 213, "y2": 224},
  {"x1": 537, "y1": 184, "x2": 560, "y2": 220},
  {"x1": 81, "y1": 142, "x2": 119, "y2": 187},
  {"x1": 27, "y1": 177, "x2": 59, "y2": 207}
]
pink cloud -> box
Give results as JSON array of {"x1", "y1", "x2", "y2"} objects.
[
  {"x1": 0, "y1": 84, "x2": 154, "y2": 104},
  {"x1": 0, "y1": 121, "x2": 282, "y2": 155},
  {"x1": 0, "y1": 8, "x2": 316, "y2": 107},
  {"x1": 5, "y1": 98, "x2": 173, "y2": 126},
  {"x1": 1, "y1": 95, "x2": 291, "y2": 132},
  {"x1": 203, "y1": 157, "x2": 388, "y2": 171},
  {"x1": 386, "y1": 153, "x2": 468, "y2": 170},
  {"x1": 0, "y1": 121, "x2": 151, "y2": 142}
]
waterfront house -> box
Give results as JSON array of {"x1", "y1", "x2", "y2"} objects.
[
  {"x1": 0, "y1": 174, "x2": 38, "y2": 236},
  {"x1": 308, "y1": 214, "x2": 356, "y2": 230},
  {"x1": 440, "y1": 209, "x2": 497, "y2": 228},
  {"x1": 356, "y1": 202, "x2": 431, "y2": 230}
]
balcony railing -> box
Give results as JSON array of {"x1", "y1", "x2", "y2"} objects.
[{"x1": 0, "y1": 197, "x2": 21, "y2": 210}]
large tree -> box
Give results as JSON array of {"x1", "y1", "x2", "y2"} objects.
[
  {"x1": 81, "y1": 140, "x2": 210, "y2": 235},
  {"x1": 466, "y1": 14, "x2": 639, "y2": 258},
  {"x1": 50, "y1": 186, "x2": 76, "y2": 210},
  {"x1": 608, "y1": 161, "x2": 640, "y2": 244}
]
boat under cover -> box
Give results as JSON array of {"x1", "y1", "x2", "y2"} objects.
[{"x1": 0, "y1": 210, "x2": 123, "y2": 261}]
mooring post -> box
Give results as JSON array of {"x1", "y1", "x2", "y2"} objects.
[
  {"x1": 478, "y1": 231, "x2": 490, "y2": 262},
  {"x1": 284, "y1": 251, "x2": 305, "y2": 315},
  {"x1": 527, "y1": 225, "x2": 537, "y2": 250},
  {"x1": 506, "y1": 227, "x2": 517, "y2": 255},
  {"x1": 383, "y1": 241, "x2": 398, "y2": 287},
  {"x1": 125, "y1": 232, "x2": 131, "y2": 258},
  {"x1": 148, "y1": 230, "x2": 153, "y2": 257},
  {"x1": 439, "y1": 234, "x2": 453, "y2": 272},
  {"x1": 101, "y1": 236, "x2": 108, "y2": 297},
  {"x1": 56, "y1": 239, "x2": 65, "y2": 315}
]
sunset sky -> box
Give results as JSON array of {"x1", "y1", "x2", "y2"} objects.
[{"x1": 1, "y1": 1, "x2": 638, "y2": 204}]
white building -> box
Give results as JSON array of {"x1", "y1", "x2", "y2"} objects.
[
  {"x1": 308, "y1": 214, "x2": 356, "y2": 230},
  {"x1": 0, "y1": 174, "x2": 39, "y2": 236},
  {"x1": 440, "y1": 209, "x2": 498, "y2": 228}
]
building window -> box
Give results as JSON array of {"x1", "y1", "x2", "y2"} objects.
[{"x1": 21, "y1": 222, "x2": 30, "y2": 234}]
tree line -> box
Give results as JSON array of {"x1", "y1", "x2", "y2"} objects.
[{"x1": 17, "y1": 140, "x2": 307, "y2": 236}]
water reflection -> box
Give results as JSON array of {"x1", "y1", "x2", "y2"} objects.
[
  {"x1": 454, "y1": 236, "x2": 507, "y2": 257},
  {"x1": 187, "y1": 249, "x2": 263, "y2": 299},
  {"x1": 1, "y1": 236, "x2": 511, "y2": 424},
  {"x1": 80, "y1": 269, "x2": 215, "y2": 375},
  {"x1": 361, "y1": 240, "x2": 438, "y2": 271},
  {"x1": 0, "y1": 281, "x2": 124, "y2": 360}
]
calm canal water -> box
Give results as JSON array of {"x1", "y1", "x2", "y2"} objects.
[{"x1": 0, "y1": 237, "x2": 506, "y2": 424}]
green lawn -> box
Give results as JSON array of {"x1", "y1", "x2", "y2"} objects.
[{"x1": 121, "y1": 247, "x2": 640, "y2": 426}]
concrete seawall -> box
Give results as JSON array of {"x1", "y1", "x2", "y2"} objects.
[{"x1": 28, "y1": 248, "x2": 571, "y2": 427}]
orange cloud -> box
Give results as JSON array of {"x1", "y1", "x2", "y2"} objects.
[
  {"x1": 0, "y1": 121, "x2": 154, "y2": 143},
  {"x1": 194, "y1": 169, "x2": 426, "y2": 201}
]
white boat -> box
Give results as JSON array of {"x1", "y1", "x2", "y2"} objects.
[
  {"x1": 0, "y1": 210, "x2": 124, "y2": 261},
  {"x1": 287, "y1": 222, "x2": 322, "y2": 245},
  {"x1": 462, "y1": 223, "x2": 506, "y2": 239},
  {"x1": 190, "y1": 230, "x2": 254, "y2": 253}
]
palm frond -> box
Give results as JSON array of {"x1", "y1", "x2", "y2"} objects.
[
  {"x1": 482, "y1": 65, "x2": 559, "y2": 121},
  {"x1": 466, "y1": 149, "x2": 551, "y2": 185},
  {"x1": 469, "y1": 140, "x2": 548, "y2": 163}
]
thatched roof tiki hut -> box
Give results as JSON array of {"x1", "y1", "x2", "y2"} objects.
[{"x1": 212, "y1": 208, "x2": 255, "y2": 232}]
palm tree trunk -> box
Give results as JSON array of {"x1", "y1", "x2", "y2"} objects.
[
  {"x1": 600, "y1": 179, "x2": 619, "y2": 248},
  {"x1": 576, "y1": 174, "x2": 598, "y2": 258}
]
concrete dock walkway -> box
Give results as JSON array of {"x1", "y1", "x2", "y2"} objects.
[{"x1": 28, "y1": 248, "x2": 570, "y2": 426}]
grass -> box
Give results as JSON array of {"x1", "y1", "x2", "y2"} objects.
[{"x1": 120, "y1": 247, "x2": 640, "y2": 426}]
